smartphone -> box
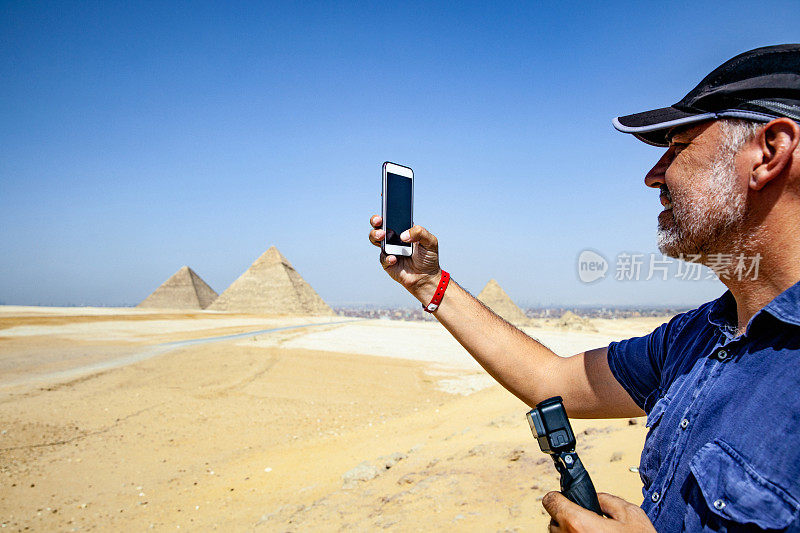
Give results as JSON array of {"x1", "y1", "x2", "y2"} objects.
[{"x1": 381, "y1": 161, "x2": 414, "y2": 257}]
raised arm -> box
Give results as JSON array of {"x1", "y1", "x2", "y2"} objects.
[{"x1": 369, "y1": 216, "x2": 644, "y2": 419}]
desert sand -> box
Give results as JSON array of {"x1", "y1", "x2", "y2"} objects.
[{"x1": 0, "y1": 306, "x2": 669, "y2": 531}]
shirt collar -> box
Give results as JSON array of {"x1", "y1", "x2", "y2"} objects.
[
  {"x1": 707, "y1": 290, "x2": 738, "y2": 331},
  {"x1": 707, "y1": 278, "x2": 800, "y2": 332},
  {"x1": 761, "y1": 278, "x2": 800, "y2": 327}
]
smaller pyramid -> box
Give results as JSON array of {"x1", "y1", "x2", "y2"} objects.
[
  {"x1": 555, "y1": 311, "x2": 597, "y2": 332},
  {"x1": 138, "y1": 266, "x2": 218, "y2": 310},
  {"x1": 477, "y1": 279, "x2": 529, "y2": 326},
  {"x1": 208, "y1": 246, "x2": 335, "y2": 316}
]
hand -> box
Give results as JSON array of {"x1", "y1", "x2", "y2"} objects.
[
  {"x1": 542, "y1": 491, "x2": 656, "y2": 533},
  {"x1": 368, "y1": 215, "x2": 442, "y2": 302}
]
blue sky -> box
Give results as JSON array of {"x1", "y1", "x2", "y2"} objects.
[{"x1": 1, "y1": 1, "x2": 798, "y2": 307}]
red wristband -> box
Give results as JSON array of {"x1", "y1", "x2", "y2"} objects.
[{"x1": 422, "y1": 270, "x2": 450, "y2": 313}]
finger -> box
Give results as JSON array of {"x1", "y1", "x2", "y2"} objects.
[
  {"x1": 597, "y1": 492, "x2": 630, "y2": 520},
  {"x1": 401, "y1": 225, "x2": 438, "y2": 249},
  {"x1": 369, "y1": 228, "x2": 385, "y2": 247},
  {"x1": 379, "y1": 252, "x2": 397, "y2": 269},
  {"x1": 370, "y1": 215, "x2": 382, "y2": 228}
]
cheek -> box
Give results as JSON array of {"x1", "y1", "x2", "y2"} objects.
[
  {"x1": 665, "y1": 150, "x2": 714, "y2": 200},
  {"x1": 663, "y1": 153, "x2": 691, "y2": 191}
]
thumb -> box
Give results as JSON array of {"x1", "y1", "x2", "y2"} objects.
[
  {"x1": 542, "y1": 491, "x2": 584, "y2": 526},
  {"x1": 402, "y1": 225, "x2": 438, "y2": 250}
]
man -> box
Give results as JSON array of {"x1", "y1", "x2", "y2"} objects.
[{"x1": 368, "y1": 44, "x2": 800, "y2": 531}]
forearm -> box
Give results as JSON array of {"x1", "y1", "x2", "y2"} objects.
[
  {"x1": 411, "y1": 275, "x2": 645, "y2": 418},
  {"x1": 368, "y1": 219, "x2": 639, "y2": 418},
  {"x1": 412, "y1": 275, "x2": 563, "y2": 407}
]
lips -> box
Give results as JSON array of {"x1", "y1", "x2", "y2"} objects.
[{"x1": 659, "y1": 187, "x2": 673, "y2": 210}]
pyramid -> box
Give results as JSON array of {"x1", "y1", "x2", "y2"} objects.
[
  {"x1": 555, "y1": 311, "x2": 597, "y2": 332},
  {"x1": 208, "y1": 247, "x2": 335, "y2": 316},
  {"x1": 138, "y1": 266, "x2": 218, "y2": 309},
  {"x1": 477, "y1": 279, "x2": 529, "y2": 326}
]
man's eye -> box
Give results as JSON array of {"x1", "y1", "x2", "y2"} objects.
[{"x1": 671, "y1": 142, "x2": 689, "y2": 152}]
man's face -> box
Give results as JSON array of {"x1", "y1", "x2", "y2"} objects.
[{"x1": 644, "y1": 121, "x2": 747, "y2": 259}]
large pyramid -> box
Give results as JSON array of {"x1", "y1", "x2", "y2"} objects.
[
  {"x1": 477, "y1": 279, "x2": 529, "y2": 326},
  {"x1": 208, "y1": 246, "x2": 335, "y2": 316},
  {"x1": 138, "y1": 266, "x2": 218, "y2": 310}
]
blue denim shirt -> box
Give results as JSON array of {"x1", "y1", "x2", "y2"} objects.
[{"x1": 607, "y1": 281, "x2": 800, "y2": 532}]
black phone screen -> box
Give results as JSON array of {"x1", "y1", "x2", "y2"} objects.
[{"x1": 385, "y1": 172, "x2": 412, "y2": 247}]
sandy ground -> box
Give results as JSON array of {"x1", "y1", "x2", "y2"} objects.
[
  {"x1": 0, "y1": 307, "x2": 669, "y2": 531},
  {"x1": 0, "y1": 308, "x2": 344, "y2": 386}
]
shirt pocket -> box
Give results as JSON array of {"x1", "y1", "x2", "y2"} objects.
[
  {"x1": 639, "y1": 395, "x2": 669, "y2": 490},
  {"x1": 686, "y1": 439, "x2": 800, "y2": 531}
]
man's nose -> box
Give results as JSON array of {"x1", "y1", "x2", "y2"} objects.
[{"x1": 644, "y1": 148, "x2": 674, "y2": 188}]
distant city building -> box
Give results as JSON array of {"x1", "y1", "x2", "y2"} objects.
[{"x1": 334, "y1": 304, "x2": 687, "y2": 322}]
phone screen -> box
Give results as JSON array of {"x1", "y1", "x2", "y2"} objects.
[{"x1": 385, "y1": 172, "x2": 412, "y2": 247}]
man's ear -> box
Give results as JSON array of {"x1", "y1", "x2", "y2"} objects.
[{"x1": 750, "y1": 118, "x2": 800, "y2": 191}]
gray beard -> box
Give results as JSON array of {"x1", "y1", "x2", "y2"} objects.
[{"x1": 657, "y1": 151, "x2": 746, "y2": 259}]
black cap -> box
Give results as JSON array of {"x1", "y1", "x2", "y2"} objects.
[{"x1": 613, "y1": 44, "x2": 800, "y2": 147}]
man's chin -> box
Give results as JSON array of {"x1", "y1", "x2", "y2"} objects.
[
  {"x1": 657, "y1": 230, "x2": 691, "y2": 259},
  {"x1": 657, "y1": 243, "x2": 682, "y2": 259},
  {"x1": 658, "y1": 233, "x2": 709, "y2": 260}
]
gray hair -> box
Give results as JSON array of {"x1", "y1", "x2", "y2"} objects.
[{"x1": 718, "y1": 119, "x2": 763, "y2": 154}]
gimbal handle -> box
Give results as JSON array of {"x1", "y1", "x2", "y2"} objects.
[{"x1": 553, "y1": 451, "x2": 603, "y2": 515}]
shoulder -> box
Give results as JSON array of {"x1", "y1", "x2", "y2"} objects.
[
  {"x1": 606, "y1": 297, "x2": 722, "y2": 412},
  {"x1": 664, "y1": 296, "x2": 727, "y2": 353},
  {"x1": 664, "y1": 298, "x2": 718, "y2": 342},
  {"x1": 612, "y1": 300, "x2": 711, "y2": 358}
]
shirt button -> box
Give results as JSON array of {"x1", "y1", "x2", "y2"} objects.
[
  {"x1": 651, "y1": 491, "x2": 660, "y2": 503},
  {"x1": 716, "y1": 349, "x2": 728, "y2": 361},
  {"x1": 713, "y1": 499, "x2": 726, "y2": 510},
  {"x1": 680, "y1": 418, "x2": 689, "y2": 429}
]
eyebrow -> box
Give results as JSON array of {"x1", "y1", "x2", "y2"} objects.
[{"x1": 667, "y1": 125, "x2": 696, "y2": 144}]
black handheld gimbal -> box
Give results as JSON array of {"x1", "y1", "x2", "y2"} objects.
[{"x1": 526, "y1": 396, "x2": 603, "y2": 515}]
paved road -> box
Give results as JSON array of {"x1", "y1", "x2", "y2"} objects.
[{"x1": 0, "y1": 320, "x2": 354, "y2": 389}]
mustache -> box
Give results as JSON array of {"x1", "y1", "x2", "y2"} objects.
[{"x1": 660, "y1": 185, "x2": 672, "y2": 202}]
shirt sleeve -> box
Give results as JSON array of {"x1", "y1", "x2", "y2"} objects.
[{"x1": 607, "y1": 315, "x2": 682, "y2": 413}]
